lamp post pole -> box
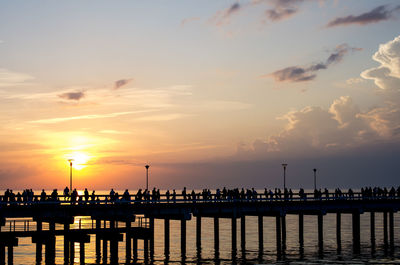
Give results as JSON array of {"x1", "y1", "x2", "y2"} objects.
[
  {"x1": 145, "y1": 164, "x2": 150, "y2": 190},
  {"x1": 282, "y1": 163, "x2": 287, "y2": 191},
  {"x1": 68, "y1": 159, "x2": 74, "y2": 193},
  {"x1": 313, "y1": 168, "x2": 317, "y2": 191}
]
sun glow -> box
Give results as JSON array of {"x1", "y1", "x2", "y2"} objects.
[{"x1": 65, "y1": 152, "x2": 91, "y2": 170}]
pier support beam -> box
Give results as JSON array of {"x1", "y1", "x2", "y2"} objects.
[
  {"x1": 352, "y1": 211, "x2": 360, "y2": 253},
  {"x1": 196, "y1": 216, "x2": 201, "y2": 251},
  {"x1": 299, "y1": 214, "x2": 304, "y2": 246},
  {"x1": 7, "y1": 245, "x2": 13, "y2": 265},
  {"x1": 80, "y1": 242, "x2": 85, "y2": 264},
  {"x1": 258, "y1": 215, "x2": 263, "y2": 252},
  {"x1": 125, "y1": 221, "x2": 131, "y2": 263},
  {"x1": 276, "y1": 215, "x2": 281, "y2": 254},
  {"x1": 102, "y1": 240, "x2": 108, "y2": 264},
  {"x1": 281, "y1": 215, "x2": 286, "y2": 251},
  {"x1": 318, "y1": 214, "x2": 323, "y2": 251},
  {"x1": 95, "y1": 220, "x2": 101, "y2": 263},
  {"x1": 0, "y1": 244, "x2": 4, "y2": 265},
  {"x1": 214, "y1": 217, "x2": 219, "y2": 255},
  {"x1": 144, "y1": 239, "x2": 149, "y2": 263},
  {"x1": 132, "y1": 238, "x2": 138, "y2": 261},
  {"x1": 36, "y1": 221, "x2": 42, "y2": 263},
  {"x1": 241, "y1": 216, "x2": 246, "y2": 251},
  {"x1": 64, "y1": 223, "x2": 70, "y2": 264},
  {"x1": 389, "y1": 211, "x2": 394, "y2": 250},
  {"x1": 336, "y1": 212, "x2": 341, "y2": 251},
  {"x1": 231, "y1": 217, "x2": 237, "y2": 254},
  {"x1": 149, "y1": 217, "x2": 154, "y2": 258},
  {"x1": 370, "y1": 212, "x2": 375, "y2": 250},
  {"x1": 181, "y1": 219, "x2": 186, "y2": 257},
  {"x1": 384, "y1": 211, "x2": 388, "y2": 248},
  {"x1": 164, "y1": 218, "x2": 170, "y2": 258}
]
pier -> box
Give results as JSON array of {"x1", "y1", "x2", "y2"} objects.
[{"x1": 0, "y1": 189, "x2": 399, "y2": 263}]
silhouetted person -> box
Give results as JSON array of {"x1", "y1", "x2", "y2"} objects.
[
  {"x1": 91, "y1": 190, "x2": 96, "y2": 201},
  {"x1": 71, "y1": 189, "x2": 78, "y2": 203},
  {"x1": 173, "y1": 189, "x2": 176, "y2": 202},
  {"x1": 182, "y1": 187, "x2": 187, "y2": 201},
  {"x1": 63, "y1": 186, "x2": 69, "y2": 200},
  {"x1": 84, "y1": 188, "x2": 89, "y2": 202},
  {"x1": 40, "y1": 189, "x2": 46, "y2": 201},
  {"x1": 51, "y1": 189, "x2": 58, "y2": 201}
]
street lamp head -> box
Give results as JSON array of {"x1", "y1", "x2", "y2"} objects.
[
  {"x1": 282, "y1": 163, "x2": 287, "y2": 168},
  {"x1": 313, "y1": 168, "x2": 317, "y2": 172},
  {"x1": 145, "y1": 164, "x2": 149, "y2": 169},
  {"x1": 68, "y1": 159, "x2": 74, "y2": 166}
]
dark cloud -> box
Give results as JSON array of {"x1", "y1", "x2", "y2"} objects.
[
  {"x1": 269, "y1": 66, "x2": 317, "y2": 82},
  {"x1": 114, "y1": 78, "x2": 133, "y2": 90},
  {"x1": 327, "y1": 5, "x2": 400, "y2": 28},
  {"x1": 266, "y1": 8, "x2": 297, "y2": 21},
  {"x1": 212, "y1": 2, "x2": 242, "y2": 26},
  {"x1": 227, "y1": 2, "x2": 241, "y2": 16},
  {"x1": 58, "y1": 91, "x2": 85, "y2": 101},
  {"x1": 264, "y1": 0, "x2": 304, "y2": 22},
  {"x1": 267, "y1": 44, "x2": 361, "y2": 83}
]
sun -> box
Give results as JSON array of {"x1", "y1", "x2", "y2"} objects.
[{"x1": 66, "y1": 152, "x2": 90, "y2": 170}]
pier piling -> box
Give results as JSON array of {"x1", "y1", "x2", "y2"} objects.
[
  {"x1": 352, "y1": 211, "x2": 361, "y2": 253},
  {"x1": 336, "y1": 212, "x2": 341, "y2": 251},
  {"x1": 318, "y1": 213, "x2": 323, "y2": 251},
  {"x1": 299, "y1": 213, "x2": 304, "y2": 246},
  {"x1": 258, "y1": 215, "x2": 263, "y2": 252},
  {"x1": 241, "y1": 216, "x2": 246, "y2": 251},
  {"x1": 164, "y1": 218, "x2": 170, "y2": 257},
  {"x1": 214, "y1": 217, "x2": 219, "y2": 255},
  {"x1": 196, "y1": 216, "x2": 201, "y2": 251}
]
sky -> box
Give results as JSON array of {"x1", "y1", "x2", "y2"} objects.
[{"x1": 0, "y1": 0, "x2": 399, "y2": 190}]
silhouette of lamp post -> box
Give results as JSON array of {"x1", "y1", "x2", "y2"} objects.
[
  {"x1": 313, "y1": 168, "x2": 317, "y2": 191},
  {"x1": 282, "y1": 163, "x2": 287, "y2": 191},
  {"x1": 68, "y1": 159, "x2": 74, "y2": 193},
  {"x1": 145, "y1": 164, "x2": 150, "y2": 190}
]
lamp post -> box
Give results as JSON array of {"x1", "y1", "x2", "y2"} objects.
[
  {"x1": 145, "y1": 164, "x2": 150, "y2": 191},
  {"x1": 313, "y1": 168, "x2": 317, "y2": 191},
  {"x1": 68, "y1": 159, "x2": 74, "y2": 193},
  {"x1": 282, "y1": 163, "x2": 287, "y2": 191}
]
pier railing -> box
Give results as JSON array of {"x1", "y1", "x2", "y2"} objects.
[{"x1": 0, "y1": 191, "x2": 399, "y2": 206}]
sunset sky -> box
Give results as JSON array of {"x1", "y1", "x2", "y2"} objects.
[{"x1": 0, "y1": 0, "x2": 399, "y2": 190}]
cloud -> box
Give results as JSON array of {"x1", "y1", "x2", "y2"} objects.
[
  {"x1": 327, "y1": 5, "x2": 400, "y2": 28},
  {"x1": 58, "y1": 91, "x2": 85, "y2": 101},
  {"x1": 265, "y1": 0, "x2": 304, "y2": 22},
  {"x1": 29, "y1": 110, "x2": 155, "y2": 124},
  {"x1": 267, "y1": 44, "x2": 361, "y2": 83},
  {"x1": 114, "y1": 78, "x2": 133, "y2": 90},
  {"x1": 244, "y1": 35, "x2": 400, "y2": 159},
  {"x1": 0, "y1": 69, "x2": 35, "y2": 87},
  {"x1": 361, "y1": 35, "x2": 400, "y2": 90},
  {"x1": 346, "y1": 77, "x2": 364, "y2": 85},
  {"x1": 135, "y1": 113, "x2": 191, "y2": 122},
  {"x1": 181, "y1": 17, "x2": 200, "y2": 27},
  {"x1": 99, "y1": 130, "x2": 131, "y2": 135},
  {"x1": 211, "y1": 2, "x2": 243, "y2": 26}
]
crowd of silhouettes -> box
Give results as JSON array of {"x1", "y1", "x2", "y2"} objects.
[{"x1": 2, "y1": 186, "x2": 400, "y2": 204}]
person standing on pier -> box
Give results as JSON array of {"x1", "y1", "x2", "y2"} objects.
[
  {"x1": 40, "y1": 189, "x2": 46, "y2": 201},
  {"x1": 84, "y1": 188, "x2": 89, "y2": 202},
  {"x1": 63, "y1": 187, "x2": 69, "y2": 201},
  {"x1": 182, "y1": 187, "x2": 187, "y2": 201}
]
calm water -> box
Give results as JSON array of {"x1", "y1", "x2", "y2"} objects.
[{"x1": 3, "y1": 189, "x2": 400, "y2": 264}]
